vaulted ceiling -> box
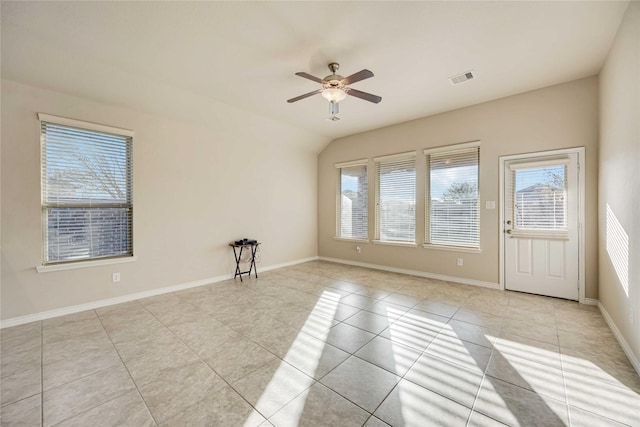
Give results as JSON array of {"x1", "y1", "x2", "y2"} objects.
[{"x1": 1, "y1": 1, "x2": 629, "y2": 140}]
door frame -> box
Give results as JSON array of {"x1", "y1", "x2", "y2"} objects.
[{"x1": 498, "y1": 147, "x2": 586, "y2": 303}]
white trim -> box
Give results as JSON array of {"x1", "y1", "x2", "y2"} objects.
[
  {"x1": 36, "y1": 256, "x2": 137, "y2": 273},
  {"x1": 372, "y1": 240, "x2": 418, "y2": 248},
  {"x1": 577, "y1": 148, "x2": 586, "y2": 304},
  {"x1": 499, "y1": 147, "x2": 587, "y2": 304},
  {"x1": 1, "y1": 256, "x2": 318, "y2": 329},
  {"x1": 333, "y1": 237, "x2": 370, "y2": 244},
  {"x1": 335, "y1": 168, "x2": 341, "y2": 238},
  {"x1": 499, "y1": 158, "x2": 506, "y2": 291},
  {"x1": 373, "y1": 151, "x2": 416, "y2": 163},
  {"x1": 319, "y1": 256, "x2": 500, "y2": 290},
  {"x1": 422, "y1": 244, "x2": 481, "y2": 254},
  {"x1": 582, "y1": 298, "x2": 599, "y2": 306},
  {"x1": 509, "y1": 158, "x2": 570, "y2": 170},
  {"x1": 423, "y1": 140, "x2": 481, "y2": 155},
  {"x1": 335, "y1": 158, "x2": 368, "y2": 169},
  {"x1": 38, "y1": 113, "x2": 134, "y2": 137},
  {"x1": 598, "y1": 301, "x2": 640, "y2": 376}
]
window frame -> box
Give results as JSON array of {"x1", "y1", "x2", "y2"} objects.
[
  {"x1": 424, "y1": 141, "x2": 481, "y2": 251},
  {"x1": 373, "y1": 151, "x2": 417, "y2": 246},
  {"x1": 37, "y1": 113, "x2": 135, "y2": 272},
  {"x1": 335, "y1": 158, "x2": 370, "y2": 242}
]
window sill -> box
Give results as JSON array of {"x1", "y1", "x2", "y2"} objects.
[
  {"x1": 333, "y1": 237, "x2": 370, "y2": 243},
  {"x1": 422, "y1": 244, "x2": 481, "y2": 254},
  {"x1": 36, "y1": 256, "x2": 137, "y2": 273},
  {"x1": 372, "y1": 240, "x2": 417, "y2": 248}
]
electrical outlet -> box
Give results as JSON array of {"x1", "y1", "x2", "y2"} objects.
[
  {"x1": 356, "y1": 245, "x2": 361, "y2": 254},
  {"x1": 112, "y1": 272, "x2": 120, "y2": 283},
  {"x1": 457, "y1": 258, "x2": 463, "y2": 266}
]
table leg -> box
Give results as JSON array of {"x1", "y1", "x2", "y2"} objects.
[
  {"x1": 248, "y1": 244, "x2": 258, "y2": 278},
  {"x1": 232, "y1": 245, "x2": 243, "y2": 282}
]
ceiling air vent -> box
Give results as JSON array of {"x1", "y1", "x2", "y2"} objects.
[{"x1": 449, "y1": 71, "x2": 475, "y2": 85}]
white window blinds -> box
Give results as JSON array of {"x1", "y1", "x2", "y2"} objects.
[
  {"x1": 509, "y1": 162, "x2": 568, "y2": 233},
  {"x1": 426, "y1": 145, "x2": 479, "y2": 248},
  {"x1": 337, "y1": 161, "x2": 368, "y2": 240},
  {"x1": 40, "y1": 114, "x2": 133, "y2": 264},
  {"x1": 375, "y1": 153, "x2": 416, "y2": 242}
]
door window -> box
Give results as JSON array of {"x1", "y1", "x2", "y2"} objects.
[{"x1": 509, "y1": 159, "x2": 569, "y2": 239}]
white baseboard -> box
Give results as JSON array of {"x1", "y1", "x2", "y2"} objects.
[
  {"x1": 582, "y1": 297, "x2": 599, "y2": 306},
  {"x1": 260, "y1": 256, "x2": 318, "y2": 272},
  {"x1": 0, "y1": 256, "x2": 318, "y2": 329},
  {"x1": 597, "y1": 301, "x2": 640, "y2": 376},
  {"x1": 318, "y1": 256, "x2": 500, "y2": 290}
]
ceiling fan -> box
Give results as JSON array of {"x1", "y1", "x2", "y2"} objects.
[{"x1": 287, "y1": 63, "x2": 382, "y2": 120}]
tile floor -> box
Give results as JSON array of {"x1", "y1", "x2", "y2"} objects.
[{"x1": 1, "y1": 261, "x2": 639, "y2": 426}]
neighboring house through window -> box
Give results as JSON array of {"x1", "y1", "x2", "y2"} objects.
[{"x1": 39, "y1": 114, "x2": 133, "y2": 265}]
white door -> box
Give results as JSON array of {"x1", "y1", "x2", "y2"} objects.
[{"x1": 504, "y1": 152, "x2": 580, "y2": 300}]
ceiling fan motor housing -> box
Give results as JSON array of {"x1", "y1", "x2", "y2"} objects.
[{"x1": 325, "y1": 62, "x2": 344, "y2": 82}]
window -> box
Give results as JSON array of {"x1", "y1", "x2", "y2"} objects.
[
  {"x1": 425, "y1": 143, "x2": 479, "y2": 249},
  {"x1": 336, "y1": 159, "x2": 368, "y2": 240},
  {"x1": 509, "y1": 159, "x2": 568, "y2": 238},
  {"x1": 39, "y1": 114, "x2": 133, "y2": 265},
  {"x1": 374, "y1": 152, "x2": 416, "y2": 243}
]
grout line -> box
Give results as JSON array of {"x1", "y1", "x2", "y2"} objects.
[
  {"x1": 561, "y1": 358, "x2": 572, "y2": 427},
  {"x1": 138, "y1": 293, "x2": 281, "y2": 423},
  {"x1": 0, "y1": 392, "x2": 41, "y2": 409},
  {"x1": 47, "y1": 390, "x2": 148, "y2": 427},
  {"x1": 41, "y1": 311, "x2": 149, "y2": 427},
  {"x1": 311, "y1": 378, "x2": 377, "y2": 418},
  {"x1": 361, "y1": 414, "x2": 376, "y2": 426},
  {"x1": 95, "y1": 308, "x2": 160, "y2": 427}
]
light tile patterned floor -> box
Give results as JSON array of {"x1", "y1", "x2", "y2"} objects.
[{"x1": 1, "y1": 261, "x2": 639, "y2": 426}]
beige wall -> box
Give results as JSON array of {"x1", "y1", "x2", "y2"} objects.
[
  {"x1": 598, "y1": 2, "x2": 640, "y2": 362},
  {"x1": 319, "y1": 77, "x2": 599, "y2": 298},
  {"x1": 1, "y1": 80, "x2": 327, "y2": 321}
]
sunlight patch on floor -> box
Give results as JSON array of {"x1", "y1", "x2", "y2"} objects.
[
  {"x1": 250, "y1": 290, "x2": 340, "y2": 423},
  {"x1": 386, "y1": 308, "x2": 444, "y2": 350}
]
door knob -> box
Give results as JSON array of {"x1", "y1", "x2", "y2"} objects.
[{"x1": 505, "y1": 229, "x2": 512, "y2": 234}]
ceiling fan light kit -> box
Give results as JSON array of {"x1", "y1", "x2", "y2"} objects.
[
  {"x1": 321, "y1": 88, "x2": 347, "y2": 103},
  {"x1": 287, "y1": 62, "x2": 381, "y2": 121}
]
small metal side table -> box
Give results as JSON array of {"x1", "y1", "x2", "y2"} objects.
[{"x1": 229, "y1": 242, "x2": 260, "y2": 282}]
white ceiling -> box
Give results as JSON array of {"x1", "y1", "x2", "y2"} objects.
[{"x1": 1, "y1": 1, "x2": 629, "y2": 140}]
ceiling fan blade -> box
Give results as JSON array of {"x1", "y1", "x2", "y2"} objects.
[
  {"x1": 295, "y1": 72, "x2": 325, "y2": 84},
  {"x1": 347, "y1": 88, "x2": 382, "y2": 104},
  {"x1": 342, "y1": 69, "x2": 374, "y2": 85},
  {"x1": 287, "y1": 89, "x2": 322, "y2": 103}
]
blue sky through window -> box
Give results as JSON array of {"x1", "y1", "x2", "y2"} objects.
[
  {"x1": 431, "y1": 165, "x2": 477, "y2": 199},
  {"x1": 342, "y1": 175, "x2": 359, "y2": 192},
  {"x1": 515, "y1": 166, "x2": 564, "y2": 191}
]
